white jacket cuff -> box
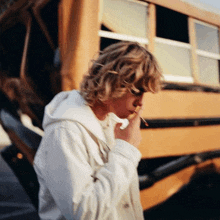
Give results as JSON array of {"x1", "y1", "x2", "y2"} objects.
[{"x1": 113, "y1": 139, "x2": 142, "y2": 167}]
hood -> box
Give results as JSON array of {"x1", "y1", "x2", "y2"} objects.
[{"x1": 43, "y1": 90, "x2": 107, "y2": 143}]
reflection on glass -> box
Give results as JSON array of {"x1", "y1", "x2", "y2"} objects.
[
  {"x1": 155, "y1": 42, "x2": 192, "y2": 78},
  {"x1": 198, "y1": 56, "x2": 219, "y2": 84},
  {"x1": 195, "y1": 23, "x2": 219, "y2": 54},
  {"x1": 101, "y1": 0, "x2": 148, "y2": 38}
]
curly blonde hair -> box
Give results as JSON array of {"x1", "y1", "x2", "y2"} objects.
[{"x1": 80, "y1": 41, "x2": 162, "y2": 106}]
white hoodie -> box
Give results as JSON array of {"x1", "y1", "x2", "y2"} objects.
[{"x1": 34, "y1": 90, "x2": 144, "y2": 220}]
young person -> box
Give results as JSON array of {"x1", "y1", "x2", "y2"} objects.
[{"x1": 34, "y1": 41, "x2": 162, "y2": 219}]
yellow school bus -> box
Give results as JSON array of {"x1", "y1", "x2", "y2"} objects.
[{"x1": 1, "y1": 0, "x2": 220, "y2": 217}]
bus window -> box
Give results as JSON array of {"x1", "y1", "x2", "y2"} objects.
[
  {"x1": 154, "y1": 39, "x2": 193, "y2": 83},
  {"x1": 99, "y1": 0, "x2": 148, "y2": 50},
  {"x1": 154, "y1": 5, "x2": 193, "y2": 83},
  {"x1": 195, "y1": 21, "x2": 219, "y2": 54},
  {"x1": 156, "y1": 5, "x2": 189, "y2": 43},
  {"x1": 100, "y1": 35, "x2": 120, "y2": 51},
  {"x1": 198, "y1": 56, "x2": 219, "y2": 84},
  {"x1": 195, "y1": 20, "x2": 220, "y2": 85}
]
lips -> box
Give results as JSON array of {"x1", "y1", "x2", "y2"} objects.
[{"x1": 129, "y1": 110, "x2": 135, "y2": 114}]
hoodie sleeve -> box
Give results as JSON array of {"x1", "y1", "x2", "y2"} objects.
[{"x1": 38, "y1": 121, "x2": 141, "y2": 220}]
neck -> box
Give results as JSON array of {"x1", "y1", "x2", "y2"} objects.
[{"x1": 91, "y1": 101, "x2": 110, "y2": 121}]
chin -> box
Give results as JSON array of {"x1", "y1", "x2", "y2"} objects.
[
  {"x1": 120, "y1": 116, "x2": 127, "y2": 119},
  {"x1": 119, "y1": 113, "x2": 131, "y2": 119}
]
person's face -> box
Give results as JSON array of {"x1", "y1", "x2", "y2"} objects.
[{"x1": 108, "y1": 89, "x2": 145, "y2": 119}]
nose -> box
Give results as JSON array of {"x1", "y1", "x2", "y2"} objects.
[
  {"x1": 138, "y1": 95, "x2": 144, "y2": 106},
  {"x1": 135, "y1": 94, "x2": 144, "y2": 107}
]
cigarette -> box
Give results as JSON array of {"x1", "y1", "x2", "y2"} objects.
[
  {"x1": 134, "y1": 111, "x2": 149, "y2": 126},
  {"x1": 140, "y1": 116, "x2": 149, "y2": 127}
]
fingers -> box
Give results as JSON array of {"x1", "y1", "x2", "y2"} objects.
[
  {"x1": 114, "y1": 118, "x2": 141, "y2": 148},
  {"x1": 114, "y1": 123, "x2": 125, "y2": 140},
  {"x1": 134, "y1": 106, "x2": 144, "y2": 116},
  {"x1": 114, "y1": 123, "x2": 122, "y2": 131},
  {"x1": 132, "y1": 107, "x2": 143, "y2": 120},
  {"x1": 129, "y1": 112, "x2": 141, "y2": 128},
  {"x1": 133, "y1": 108, "x2": 148, "y2": 126}
]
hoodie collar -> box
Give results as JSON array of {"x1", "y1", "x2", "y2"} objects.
[{"x1": 43, "y1": 90, "x2": 107, "y2": 143}]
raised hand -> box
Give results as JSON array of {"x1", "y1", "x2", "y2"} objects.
[{"x1": 114, "y1": 109, "x2": 142, "y2": 148}]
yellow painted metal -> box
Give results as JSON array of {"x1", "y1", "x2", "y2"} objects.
[
  {"x1": 188, "y1": 17, "x2": 199, "y2": 83},
  {"x1": 147, "y1": 3, "x2": 156, "y2": 53},
  {"x1": 140, "y1": 159, "x2": 220, "y2": 210},
  {"x1": 58, "y1": 0, "x2": 100, "y2": 90},
  {"x1": 140, "y1": 125, "x2": 220, "y2": 158},
  {"x1": 140, "y1": 90, "x2": 220, "y2": 157},
  {"x1": 142, "y1": 90, "x2": 220, "y2": 119}
]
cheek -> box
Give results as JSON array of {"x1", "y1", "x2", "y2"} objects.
[{"x1": 127, "y1": 98, "x2": 136, "y2": 108}]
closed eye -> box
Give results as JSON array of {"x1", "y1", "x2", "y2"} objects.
[{"x1": 130, "y1": 88, "x2": 145, "y2": 97}]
